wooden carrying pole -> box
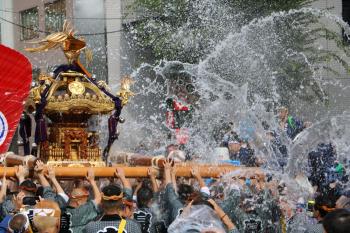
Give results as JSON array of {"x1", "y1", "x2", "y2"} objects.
[
  {"x1": 1, "y1": 152, "x2": 164, "y2": 169},
  {"x1": 0, "y1": 153, "x2": 37, "y2": 168},
  {"x1": 0, "y1": 165, "x2": 263, "y2": 179},
  {"x1": 111, "y1": 152, "x2": 166, "y2": 167}
]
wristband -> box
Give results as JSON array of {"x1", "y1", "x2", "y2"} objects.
[
  {"x1": 58, "y1": 192, "x2": 69, "y2": 203},
  {"x1": 200, "y1": 186, "x2": 210, "y2": 196}
]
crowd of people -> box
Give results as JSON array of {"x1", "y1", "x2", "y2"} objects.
[
  {"x1": 0, "y1": 160, "x2": 238, "y2": 233},
  {"x1": 0, "y1": 106, "x2": 349, "y2": 233},
  {"x1": 212, "y1": 107, "x2": 350, "y2": 233},
  {"x1": 0, "y1": 158, "x2": 349, "y2": 233}
]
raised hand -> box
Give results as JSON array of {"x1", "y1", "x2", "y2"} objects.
[
  {"x1": 86, "y1": 168, "x2": 95, "y2": 183},
  {"x1": 163, "y1": 157, "x2": 173, "y2": 170},
  {"x1": 2, "y1": 172, "x2": 6, "y2": 187},
  {"x1": 115, "y1": 167, "x2": 126, "y2": 179},
  {"x1": 35, "y1": 162, "x2": 50, "y2": 187},
  {"x1": 47, "y1": 166, "x2": 56, "y2": 180},
  {"x1": 13, "y1": 192, "x2": 25, "y2": 210},
  {"x1": 147, "y1": 167, "x2": 157, "y2": 178},
  {"x1": 191, "y1": 167, "x2": 201, "y2": 179},
  {"x1": 34, "y1": 160, "x2": 45, "y2": 175},
  {"x1": 0, "y1": 172, "x2": 7, "y2": 203},
  {"x1": 148, "y1": 167, "x2": 159, "y2": 192},
  {"x1": 191, "y1": 166, "x2": 206, "y2": 188},
  {"x1": 15, "y1": 165, "x2": 29, "y2": 183},
  {"x1": 163, "y1": 158, "x2": 173, "y2": 185},
  {"x1": 115, "y1": 167, "x2": 131, "y2": 189}
]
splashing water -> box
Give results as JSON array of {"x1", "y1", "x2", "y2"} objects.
[
  {"x1": 117, "y1": 7, "x2": 350, "y2": 168},
  {"x1": 35, "y1": 4, "x2": 350, "y2": 230},
  {"x1": 287, "y1": 114, "x2": 350, "y2": 176},
  {"x1": 109, "y1": 12, "x2": 350, "y2": 229},
  {"x1": 167, "y1": 205, "x2": 226, "y2": 233}
]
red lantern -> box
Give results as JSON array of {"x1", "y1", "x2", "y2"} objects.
[{"x1": 0, "y1": 45, "x2": 32, "y2": 153}]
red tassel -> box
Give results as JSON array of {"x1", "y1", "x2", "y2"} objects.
[{"x1": 0, "y1": 45, "x2": 32, "y2": 153}]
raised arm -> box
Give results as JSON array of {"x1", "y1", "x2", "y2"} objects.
[
  {"x1": 15, "y1": 165, "x2": 29, "y2": 184},
  {"x1": 35, "y1": 160, "x2": 50, "y2": 187},
  {"x1": 44, "y1": 165, "x2": 69, "y2": 208},
  {"x1": 171, "y1": 166, "x2": 178, "y2": 193},
  {"x1": 47, "y1": 166, "x2": 65, "y2": 195},
  {"x1": 86, "y1": 168, "x2": 101, "y2": 205},
  {"x1": 208, "y1": 198, "x2": 237, "y2": 232},
  {"x1": 164, "y1": 158, "x2": 172, "y2": 186},
  {"x1": 133, "y1": 180, "x2": 143, "y2": 196},
  {"x1": 191, "y1": 167, "x2": 206, "y2": 188},
  {"x1": 0, "y1": 174, "x2": 7, "y2": 203},
  {"x1": 148, "y1": 167, "x2": 159, "y2": 193},
  {"x1": 163, "y1": 158, "x2": 184, "y2": 222},
  {"x1": 115, "y1": 167, "x2": 132, "y2": 201},
  {"x1": 115, "y1": 167, "x2": 131, "y2": 189},
  {"x1": 191, "y1": 167, "x2": 210, "y2": 199}
]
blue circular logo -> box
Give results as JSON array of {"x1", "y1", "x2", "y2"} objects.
[{"x1": 0, "y1": 112, "x2": 8, "y2": 146}]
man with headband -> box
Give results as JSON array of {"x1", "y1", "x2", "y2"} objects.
[
  {"x1": 84, "y1": 184, "x2": 141, "y2": 233},
  {"x1": 61, "y1": 168, "x2": 102, "y2": 233}
]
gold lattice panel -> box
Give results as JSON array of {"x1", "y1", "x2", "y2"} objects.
[{"x1": 46, "y1": 160, "x2": 105, "y2": 167}]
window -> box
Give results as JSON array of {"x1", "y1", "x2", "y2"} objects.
[
  {"x1": 342, "y1": 0, "x2": 350, "y2": 43},
  {"x1": 20, "y1": 7, "x2": 39, "y2": 40},
  {"x1": 45, "y1": 0, "x2": 66, "y2": 33}
]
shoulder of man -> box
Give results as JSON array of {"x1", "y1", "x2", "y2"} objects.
[
  {"x1": 84, "y1": 218, "x2": 141, "y2": 233},
  {"x1": 305, "y1": 222, "x2": 324, "y2": 233},
  {"x1": 125, "y1": 219, "x2": 142, "y2": 233}
]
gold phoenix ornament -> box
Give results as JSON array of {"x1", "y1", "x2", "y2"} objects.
[
  {"x1": 25, "y1": 21, "x2": 93, "y2": 66},
  {"x1": 117, "y1": 76, "x2": 135, "y2": 106}
]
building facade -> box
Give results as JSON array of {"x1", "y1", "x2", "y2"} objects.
[
  {"x1": 9, "y1": 0, "x2": 122, "y2": 89},
  {"x1": 12, "y1": 0, "x2": 72, "y2": 77},
  {"x1": 5, "y1": 0, "x2": 125, "y2": 154},
  {"x1": 0, "y1": 0, "x2": 14, "y2": 47}
]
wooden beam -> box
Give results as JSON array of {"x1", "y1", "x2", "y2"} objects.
[{"x1": 0, "y1": 165, "x2": 264, "y2": 179}]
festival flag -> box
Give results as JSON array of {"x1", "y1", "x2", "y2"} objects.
[{"x1": 0, "y1": 45, "x2": 32, "y2": 153}]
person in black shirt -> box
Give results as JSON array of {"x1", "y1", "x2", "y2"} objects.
[{"x1": 84, "y1": 184, "x2": 141, "y2": 233}]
